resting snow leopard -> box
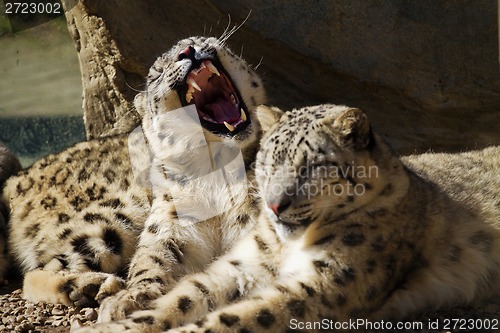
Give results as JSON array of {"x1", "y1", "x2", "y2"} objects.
[
  {"x1": 2, "y1": 36, "x2": 266, "y2": 313},
  {"x1": 75, "y1": 104, "x2": 500, "y2": 333}
]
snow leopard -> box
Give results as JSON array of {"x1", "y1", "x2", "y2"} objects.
[
  {"x1": 2, "y1": 35, "x2": 266, "y2": 316},
  {"x1": 74, "y1": 104, "x2": 499, "y2": 333}
]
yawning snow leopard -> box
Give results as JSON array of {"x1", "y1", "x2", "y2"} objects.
[
  {"x1": 75, "y1": 104, "x2": 499, "y2": 333},
  {"x1": 2, "y1": 35, "x2": 266, "y2": 315}
]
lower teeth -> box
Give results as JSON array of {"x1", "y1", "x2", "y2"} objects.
[{"x1": 224, "y1": 121, "x2": 236, "y2": 132}]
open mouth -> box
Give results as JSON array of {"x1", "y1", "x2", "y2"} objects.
[{"x1": 178, "y1": 57, "x2": 250, "y2": 136}]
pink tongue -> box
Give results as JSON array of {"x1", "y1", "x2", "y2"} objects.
[{"x1": 205, "y1": 98, "x2": 240, "y2": 123}]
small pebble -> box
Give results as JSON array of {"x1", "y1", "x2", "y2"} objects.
[
  {"x1": 71, "y1": 318, "x2": 84, "y2": 331},
  {"x1": 82, "y1": 308, "x2": 98, "y2": 321},
  {"x1": 25, "y1": 303, "x2": 35, "y2": 314},
  {"x1": 51, "y1": 308, "x2": 65, "y2": 316},
  {"x1": 51, "y1": 318, "x2": 64, "y2": 327}
]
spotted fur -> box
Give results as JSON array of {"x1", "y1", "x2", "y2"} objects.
[
  {"x1": 4, "y1": 136, "x2": 149, "y2": 306},
  {"x1": 76, "y1": 104, "x2": 500, "y2": 332},
  {"x1": 2, "y1": 36, "x2": 266, "y2": 310}
]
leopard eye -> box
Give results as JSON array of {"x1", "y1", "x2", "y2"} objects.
[{"x1": 147, "y1": 71, "x2": 161, "y2": 83}]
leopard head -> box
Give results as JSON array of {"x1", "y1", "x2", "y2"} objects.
[
  {"x1": 136, "y1": 36, "x2": 266, "y2": 158},
  {"x1": 255, "y1": 104, "x2": 407, "y2": 240}
]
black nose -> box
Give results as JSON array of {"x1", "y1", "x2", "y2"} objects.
[
  {"x1": 178, "y1": 46, "x2": 195, "y2": 61},
  {"x1": 267, "y1": 196, "x2": 292, "y2": 217}
]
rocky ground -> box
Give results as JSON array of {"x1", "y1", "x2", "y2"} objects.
[
  {"x1": 0, "y1": 281, "x2": 97, "y2": 333},
  {"x1": 1, "y1": 278, "x2": 499, "y2": 333}
]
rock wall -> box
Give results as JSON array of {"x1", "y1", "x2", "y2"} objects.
[{"x1": 65, "y1": 0, "x2": 500, "y2": 154}]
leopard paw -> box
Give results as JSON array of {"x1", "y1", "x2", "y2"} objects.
[
  {"x1": 63, "y1": 273, "x2": 126, "y2": 308},
  {"x1": 23, "y1": 269, "x2": 126, "y2": 308},
  {"x1": 97, "y1": 285, "x2": 163, "y2": 322}
]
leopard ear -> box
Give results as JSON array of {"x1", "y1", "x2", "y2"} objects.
[
  {"x1": 329, "y1": 108, "x2": 373, "y2": 150},
  {"x1": 134, "y1": 92, "x2": 147, "y2": 117},
  {"x1": 255, "y1": 105, "x2": 284, "y2": 133}
]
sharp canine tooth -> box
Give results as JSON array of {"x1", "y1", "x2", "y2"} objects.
[
  {"x1": 206, "y1": 61, "x2": 220, "y2": 76},
  {"x1": 240, "y1": 108, "x2": 247, "y2": 121},
  {"x1": 187, "y1": 78, "x2": 202, "y2": 91},
  {"x1": 224, "y1": 121, "x2": 235, "y2": 132},
  {"x1": 186, "y1": 85, "x2": 195, "y2": 103}
]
